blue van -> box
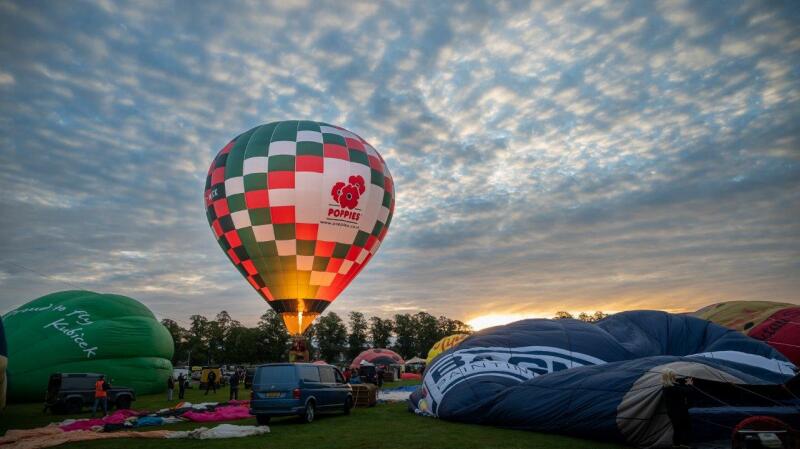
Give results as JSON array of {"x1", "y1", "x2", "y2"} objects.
[{"x1": 250, "y1": 363, "x2": 353, "y2": 424}]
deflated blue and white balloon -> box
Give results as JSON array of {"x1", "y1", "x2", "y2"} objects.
[{"x1": 409, "y1": 311, "x2": 799, "y2": 447}]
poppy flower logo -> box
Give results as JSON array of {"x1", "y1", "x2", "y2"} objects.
[{"x1": 331, "y1": 175, "x2": 366, "y2": 209}]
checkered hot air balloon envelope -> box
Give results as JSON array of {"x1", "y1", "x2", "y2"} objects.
[{"x1": 204, "y1": 121, "x2": 395, "y2": 335}]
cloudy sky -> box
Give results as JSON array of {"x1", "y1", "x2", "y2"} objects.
[{"x1": 1, "y1": 0, "x2": 798, "y2": 328}]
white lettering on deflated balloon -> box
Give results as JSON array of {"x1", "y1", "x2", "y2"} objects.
[
  {"x1": 10, "y1": 302, "x2": 101, "y2": 358},
  {"x1": 6, "y1": 303, "x2": 66, "y2": 316},
  {"x1": 43, "y1": 315, "x2": 99, "y2": 358},
  {"x1": 66, "y1": 309, "x2": 94, "y2": 325},
  {"x1": 422, "y1": 346, "x2": 607, "y2": 417}
]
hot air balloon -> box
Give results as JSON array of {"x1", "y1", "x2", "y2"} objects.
[
  {"x1": 350, "y1": 348, "x2": 405, "y2": 369},
  {"x1": 409, "y1": 311, "x2": 799, "y2": 447},
  {"x1": 0, "y1": 316, "x2": 6, "y2": 409},
  {"x1": 3, "y1": 290, "x2": 174, "y2": 402},
  {"x1": 693, "y1": 301, "x2": 800, "y2": 366},
  {"x1": 205, "y1": 121, "x2": 395, "y2": 335}
]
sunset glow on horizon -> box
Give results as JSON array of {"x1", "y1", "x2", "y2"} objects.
[{"x1": 467, "y1": 313, "x2": 545, "y2": 331}]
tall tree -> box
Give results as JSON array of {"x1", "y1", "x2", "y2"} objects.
[
  {"x1": 369, "y1": 316, "x2": 394, "y2": 348},
  {"x1": 315, "y1": 312, "x2": 347, "y2": 363},
  {"x1": 577, "y1": 311, "x2": 608, "y2": 323},
  {"x1": 257, "y1": 310, "x2": 290, "y2": 363},
  {"x1": 436, "y1": 316, "x2": 457, "y2": 337},
  {"x1": 206, "y1": 320, "x2": 224, "y2": 364},
  {"x1": 186, "y1": 314, "x2": 209, "y2": 366},
  {"x1": 393, "y1": 313, "x2": 416, "y2": 358},
  {"x1": 226, "y1": 326, "x2": 261, "y2": 364},
  {"x1": 160, "y1": 319, "x2": 186, "y2": 364},
  {"x1": 451, "y1": 319, "x2": 471, "y2": 334},
  {"x1": 209, "y1": 310, "x2": 242, "y2": 364},
  {"x1": 554, "y1": 311, "x2": 574, "y2": 320},
  {"x1": 216, "y1": 310, "x2": 242, "y2": 335},
  {"x1": 304, "y1": 322, "x2": 319, "y2": 361},
  {"x1": 414, "y1": 312, "x2": 440, "y2": 358},
  {"x1": 435, "y1": 316, "x2": 472, "y2": 341},
  {"x1": 347, "y1": 311, "x2": 369, "y2": 360}
]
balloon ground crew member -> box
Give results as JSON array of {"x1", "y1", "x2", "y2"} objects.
[
  {"x1": 177, "y1": 373, "x2": 186, "y2": 399},
  {"x1": 205, "y1": 370, "x2": 217, "y2": 395},
  {"x1": 166, "y1": 375, "x2": 175, "y2": 401},
  {"x1": 662, "y1": 370, "x2": 695, "y2": 448},
  {"x1": 92, "y1": 375, "x2": 109, "y2": 417},
  {"x1": 229, "y1": 370, "x2": 240, "y2": 400}
]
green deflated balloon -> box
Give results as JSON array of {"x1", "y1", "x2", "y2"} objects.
[
  {"x1": 3, "y1": 290, "x2": 173, "y2": 402},
  {"x1": 1, "y1": 316, "x2": 7, "y2": 408}
]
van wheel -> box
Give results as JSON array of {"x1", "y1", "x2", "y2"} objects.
[
  {"x1": 343, "y1": 396, "x2": 353, "y2": 415},
  {"x1": 256, "y1": 415, "x2": 271, "y2": 425},
  {"x1": 116, "y1": 396, "x2": 131, "y2": 410},
  {"x1": 301, "y1": 402, "x2": 315, "y2": 423},
  {"x1": 65, "y1": 398, "x2": 82, "y2": 414}
]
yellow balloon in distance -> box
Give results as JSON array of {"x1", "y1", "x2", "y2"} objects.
[{"x1": 427, "y1": 334, "x2": 469, "y2": 365}]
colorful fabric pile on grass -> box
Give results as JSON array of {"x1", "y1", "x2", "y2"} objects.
[
  {"x1": 0, "y1": 426, "x2": 170, "y2": 449},
  {"x1": 378, "y1": 385, "x2": 418, "y2": 403},
  {"x1": 165, "y1": 424, "x2": 268, "y2": 440},
  {"x1": 182, "y1": 404, "x2": 252, "y2": 422},
  {"x1": 0, "y1": 424, "x2": 268, "y2": 449},
  {"x1": 54, "y1": 400, "x2": 252, "y2": 432},
  {"x1": 58, "y1": 409, "x2": 140, "y2": 432},
  {"x1": 0, "y1": 401, "x2": 263, "y2": 449}
]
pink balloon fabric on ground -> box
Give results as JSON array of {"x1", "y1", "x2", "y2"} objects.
[
  {"x1": 59, "y1": 409, "x2": 140, "y2": 432},
  {"x1": 181, "y1": 405, "x2": 251, "y2": 422}
]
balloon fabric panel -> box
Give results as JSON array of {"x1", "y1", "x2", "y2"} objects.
[
  {"x1": 748, "y1": 307, "x2": 800, "y2": 366},
  {"x1": 693, "y1": 301, "x2": 800, "y2": 366},
  {"x1": 694, "y1": 301, "x2": 795, "y2": 332}
]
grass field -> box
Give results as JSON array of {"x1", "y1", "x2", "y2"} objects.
[{"x1": 1, "y1": 381, "x2": 626, "y2": 449}]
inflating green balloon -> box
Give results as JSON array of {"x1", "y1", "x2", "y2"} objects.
[
  {"x1": 1, "y1": 316, "x2": 7, "y2": 409},
  {"x1": 3, "y1": 290, "x2": 173, "y2": 402}
]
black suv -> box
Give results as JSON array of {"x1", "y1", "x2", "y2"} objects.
[{"x1": 45, "y1": 373, "x2": 136, "y2": 414}]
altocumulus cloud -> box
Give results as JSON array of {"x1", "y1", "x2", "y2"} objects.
[{"x1": 0, "y1": 0, "x2": 798, "y2": 325}]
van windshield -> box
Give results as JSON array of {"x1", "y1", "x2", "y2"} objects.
[{"x1": 256, "y1": 366, "x2": 295, "y2": 385}]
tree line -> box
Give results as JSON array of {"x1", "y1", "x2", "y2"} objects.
[
  {"x1": 553, "y1": 311, "x2": 608, "y2": 322},
  {"x1": 160, "y1": 310, "x2": 471, "y2": 366}
]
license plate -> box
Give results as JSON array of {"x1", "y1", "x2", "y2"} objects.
[{"x1": 266, "y1": 392, "x2": 281, "y2": 398}]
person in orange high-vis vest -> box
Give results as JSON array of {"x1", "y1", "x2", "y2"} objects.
[{"x1": 91, "y1": 375, "x2": 109, "y2": 417}]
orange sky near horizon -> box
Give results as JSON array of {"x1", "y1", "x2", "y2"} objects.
[{"x1": 461, "y1": 297, "x2": 800, "y2": 330}]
